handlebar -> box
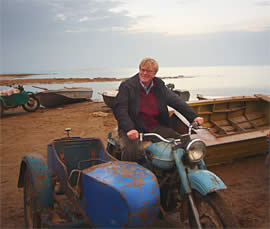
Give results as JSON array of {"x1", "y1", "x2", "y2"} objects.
[
  {"x1": 139, "y1": 133, "x2": 175, "y2": 143},
  {"x1": 189, "y1": 121, "x2": 209, "y2": 134},
  {"x1": 140, "y1": 122, "x2": 208, "y2": 143},
  {"x1": 189, "y1": 122, "x2": 198, "y2": 135},
  {"x1": 139, "y1": 133, "x2": 182, "y2": 146}
]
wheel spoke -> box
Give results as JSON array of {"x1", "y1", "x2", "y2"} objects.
[
  {"x1": 22, "y1": 95, "x2": 40, "y2": 112},
  {"x1": 186, "y1": 191, "x2": 238, "y2": 229}
]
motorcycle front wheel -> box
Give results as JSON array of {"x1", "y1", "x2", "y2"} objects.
[
  {"x1": 22, "y1": 94, "x2": 40, "y2": 112},
  {"x1": 188, "y1": 190, "x2": 239, "y2": 228}
]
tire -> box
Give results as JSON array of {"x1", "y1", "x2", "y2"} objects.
[
  {"x1": 188, "y1": 191, "x2": 239, "y2": 228},
  {"x1": 22, "y1": 94, "x2": 40, "y2": 112},
  {"x1": 0, "y1": 100, "x2": 3, "y2": 118},
  {"x1": 24, "y1": 167, "x2": 42, "y2": 228},
  {"x1": 106, "y1": 143, "x2": 121, "y2": 160}
]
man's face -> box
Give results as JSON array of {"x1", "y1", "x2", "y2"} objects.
[{"x1": 139, "y1": 65, "x2": 156, "y2": 87}]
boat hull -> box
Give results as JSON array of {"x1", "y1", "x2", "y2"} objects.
[
  {"x1": 36, "y1": 88, "x2": 93, "y2": 108},
  {"x1": 171, "y1": 94, "x2": 270, "y2": 166},
  {"x1": 100, "y1": 89, "x2": 119, "y2": 109},
  {"x1": 203, "y1": 132, "x2": 268, "y2": 166},
  {"x1": 102, "y1": 94, "x2": 116, "y2": 109}
]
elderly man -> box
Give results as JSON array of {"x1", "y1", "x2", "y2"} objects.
[{"x1": 113, "y1": 57, "x2": 204, "y2": 161}]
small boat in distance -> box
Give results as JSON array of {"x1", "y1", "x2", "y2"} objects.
[
  {"x1": 170, "y1": 94, "x2": 270, "y2": 166},
  {"x1": 172, "y1": 89, "x2": 190, "y2": 102},
  {"x1": 197, "y1": 94, "x2": 230, "y2": 100},
  {"x1": 166, "y1": 83, "x2": 190, "y2": 102},
  {"x1": 36, "y1": 87, "x2": 93, "y2": 108},
  {"x1": 99, "y1": 88, "x2": 118, "y2": 109},
  {"x1": 100, "y1": 86, "x2": 190, "y2": 109}
]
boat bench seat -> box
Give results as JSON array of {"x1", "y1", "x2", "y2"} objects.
[
  {"x1": 210, "y1": 112, "x2": 268, "y2": 137},
  {"x1": 54, "y1": 138, "x2": 107, "y2": 186}
]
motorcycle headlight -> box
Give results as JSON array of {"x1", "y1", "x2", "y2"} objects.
[{"x1": 186, "y1": 139, "x2": 206, "y2": 163}]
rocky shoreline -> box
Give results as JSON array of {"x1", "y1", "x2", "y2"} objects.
[{"x1": 0, "y1": 74, "x2": 186, "y2": 86}]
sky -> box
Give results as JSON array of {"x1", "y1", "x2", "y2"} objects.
[{"x1": 1, "y1": 0, "x2": 269, "y2": 73}]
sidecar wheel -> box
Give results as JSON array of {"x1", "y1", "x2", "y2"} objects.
[
  {"x1": 24, "y1": 167, "x2": 41, "y2": 228},
  {"x1": 22, "y1": 94, "x2": 40, "y2": 112},
  {"x1": 188, "y1": 191, "x2": 239, "y2": 228}
]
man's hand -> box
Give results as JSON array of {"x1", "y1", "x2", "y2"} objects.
[
  {"x1": 127, "y1": 129, "x2": 139, "y2": 140},
  {"x1": 194, "y1": 117, "x2": 204, "y2": 126}
]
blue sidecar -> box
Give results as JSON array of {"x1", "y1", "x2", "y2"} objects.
[{"x1": 17, "y1": 131, "x2": 160, "y2": 228}]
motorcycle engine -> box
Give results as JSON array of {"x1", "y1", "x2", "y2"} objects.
[{"x1": 156, "y1": 169, "x2": 180, "y2": 211}]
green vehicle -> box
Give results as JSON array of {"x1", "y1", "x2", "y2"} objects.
[{"x1": 0, "y1": 84, "x2": 40, "y2": 118}]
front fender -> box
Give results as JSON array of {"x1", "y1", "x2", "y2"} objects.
[
  {"x1": 188, "y1": 170, "x2": 226, "y2": 196},
  {"x1": 18, "y1": 154, "x2": 54, "y2": 210}
]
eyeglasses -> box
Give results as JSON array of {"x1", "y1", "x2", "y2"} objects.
[{"x1": 140, "y1": 68, "x2": 155, "y2": 73}]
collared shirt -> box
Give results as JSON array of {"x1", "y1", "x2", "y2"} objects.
[{"x1": 139, "y1": 80, "x2": 154, "y2": 95}]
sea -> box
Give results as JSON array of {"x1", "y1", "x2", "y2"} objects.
[{"x1": 1, "y1": 65, "x2": 269, "y2": 101}]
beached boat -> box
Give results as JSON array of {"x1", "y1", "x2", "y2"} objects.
[
  {"x1": 173, "y1": 89, "x2": 190, "y2": 101},
  {"x1": 100, "y1": 88, "x2": 119, "y2": 109},
  {"x1": 196, "y1": 94, "x2": 229, "y2": 100},
  {"x1": 100, "y1": 88, "x2": 190, "y2": 109},
  {"x1": 170, "y1": 94, "x2": 270, "y2": 166},
  {"x1": 36, "y1": 87, "x2": 93, "y2": 108}
]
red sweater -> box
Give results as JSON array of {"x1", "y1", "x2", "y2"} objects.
[{"x1": 138, "y1": 85, "x2": 159, "y2": 130}]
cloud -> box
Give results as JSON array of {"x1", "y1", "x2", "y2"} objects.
[
  {"x1": 255, "y1": 0, "x2": 270, "y2": 6},
  {"x1": 2, "y1": 0, "x2": 138, "y2": 39},
  {"x1": 1, "y1": 0, "x2": 140, "y2": 72},
  {"x1": 48, "y1": 0, "x2": 137, "y2": 32},
  {"x1": 176, "y1": 0, "x2": 200, "y2": 5},
  {"x1": 3, "y1": 0, "x2": 61, "y2": 40},
  {"x1": 56, "y1": 14, "x2": 66, "y2": 21},
  {"x1": 2, "y1": 0, "x2": 269, "y2": 73},
  {"x1": 79, "y1": 16, "x2": 89, "y2": 22}
]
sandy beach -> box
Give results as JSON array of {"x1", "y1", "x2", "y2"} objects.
[{"x1": 0, "y1": 78, "x2": 269, "y2": 228}]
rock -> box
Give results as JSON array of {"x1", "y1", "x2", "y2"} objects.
[{"x1": 92, "y1": 111, "x2": 108, "y2": 117}]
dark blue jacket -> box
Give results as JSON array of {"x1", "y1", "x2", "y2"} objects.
[{"x1": 113, "y1": 73, "x2": 198, "y2": 133}]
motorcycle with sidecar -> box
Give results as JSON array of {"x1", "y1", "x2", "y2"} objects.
[
  {"x1": 106, "y1": 122, "x2": 239, "y2": 228},
  {"x1": 0, "y1": 84, "x2": 40, "y2": 117},
  {"x1": 17, "y1": 129, "x2": 160, "y2": 228}
]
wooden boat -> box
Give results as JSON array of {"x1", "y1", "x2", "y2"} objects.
[
  {"x1": 36, "y1": 87, "x2": 93, "y2": 108},
  {"x1": 170, "y1": 94, "x2": 270, "y2": 166},
  {"x1": 100, "y1": 88, "x2": 190, "y2": 109},
  {"x1": 100, "y1": 88, "x2": 119, "y2": 109}
]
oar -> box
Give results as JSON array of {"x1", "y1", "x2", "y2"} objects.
[{"x1": 32, "y1": 85, "x2": 48, "y2": 90}]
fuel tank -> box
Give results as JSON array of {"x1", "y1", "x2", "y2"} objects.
[{"x1": 146, "y1": 142, "x2": 175, "y2": 170}]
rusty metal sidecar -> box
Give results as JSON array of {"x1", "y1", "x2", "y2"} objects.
[{"x1": 17, "y1": 132, "x2": 160, "y2": 228}]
